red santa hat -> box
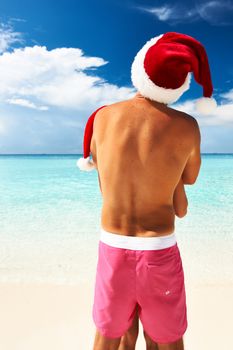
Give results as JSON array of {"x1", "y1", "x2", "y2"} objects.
[
  {"x1": 131, "y1": 31, "x2": 217, "y2": 114},
  {"x1": 77, "y1": 105, "x2": 107, "y2": 171}
]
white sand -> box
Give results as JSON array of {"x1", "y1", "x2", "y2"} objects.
[{"x1": 0, "y1": 281, "x2": 232, "y2": 350}]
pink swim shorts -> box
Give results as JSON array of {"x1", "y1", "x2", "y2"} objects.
[{"x1": 92, "y1": 227, "x2": 188, "y2": 344}]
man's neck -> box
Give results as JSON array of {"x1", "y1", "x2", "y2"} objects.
[{"x1": 133, "y1": 92, "x2": 168, "y2": 107}]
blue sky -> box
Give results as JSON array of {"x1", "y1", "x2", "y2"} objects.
[{"x1": 0, "y1": 0, "x2": 233, "y2": 153}]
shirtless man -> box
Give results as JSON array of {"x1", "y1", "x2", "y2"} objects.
[
  {"x1": 77, "y1": 31, "x2": 215, "y2": 350},
  {"x1": 90, "y1": 92, "x2": 201, "y2": 350}
]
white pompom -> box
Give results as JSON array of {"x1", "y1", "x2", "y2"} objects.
[
  {"x1": 76, "y1": 156, "x2": 95, "y2": 171},
  {"x1": 195, "y1": 97, "x2": 217, "y2": 115}
]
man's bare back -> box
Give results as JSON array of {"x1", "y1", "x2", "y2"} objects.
[{"x1": 90, "y1": 92, "x2": 201, "y2": 237}]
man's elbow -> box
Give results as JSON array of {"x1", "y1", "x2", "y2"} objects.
[
  {"x1": 181, "y1": 174, "x2": 197, "y2": 185},
  {"x1": 182, "y1": 160, "x2": 201, "y2": 185},
  {"x1": 175, "y1": 200, "x2": 188, "y2": 218},
  {"x1": 175, "y1": 207, "x2": 188, "y2": 218},
  {"x1": 183, "y1": 179, "x2": 196, "y2": 185}
]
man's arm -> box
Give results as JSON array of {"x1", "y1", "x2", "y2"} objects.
[
  {"x1": 90, "y1": 137, "x2": 97, "y2": 168},
  {"x1": 173, "y1": 178, "x2": 188, "y2": 218},
  {"x1": 181, "y1": 117, "x2": 202, "y2": 185},
  {"x1": 97, "y1": 172, "x2": 102, "y2": 194},
  {"x1": 90, "y1": 137, "x2": 103, "y2": 194}
]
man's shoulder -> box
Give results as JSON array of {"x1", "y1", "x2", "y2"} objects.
[
  {"x1": 169, "y1": 107, "x2": 199, "y2": 129},
  {"x1": 178, "y1": 111, "x2": 200, "y2": 134},
  {"x1": 94, "y1": 99, "x2": 130, "y2": 118},
  {"x1": 92, "y1": 100, "x2": 127, "y2": 130},
  {"x1": 104, "y1": 99, "x2": 130, "y2": 110}
]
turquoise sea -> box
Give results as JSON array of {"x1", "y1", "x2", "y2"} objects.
[{"x1": 0, "y1": 154, "x2": 232, "y2": 285}]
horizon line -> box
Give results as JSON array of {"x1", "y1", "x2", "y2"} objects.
[{"x1": 0, "y1": 153, "x2": 233, "y2": 156}]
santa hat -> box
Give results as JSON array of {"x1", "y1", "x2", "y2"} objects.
[
  {"x1": 131, "y1": 31, "x2": 217, "y2": 114},
  {"x1": 77, "y1": 105, "x2": 107, "y2": 171}
]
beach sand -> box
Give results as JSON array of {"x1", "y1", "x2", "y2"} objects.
[{"x1": 0, "y1": 281, "x2": 232, "y2": 350}]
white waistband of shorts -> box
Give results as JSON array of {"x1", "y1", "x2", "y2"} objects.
[{"x1": 100, "y1": 227, "x2": 176, "y2": 250}]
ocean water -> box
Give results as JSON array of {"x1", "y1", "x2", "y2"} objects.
[{"x1": 0, "y1": 154, "x2": 233, "y2": 285}]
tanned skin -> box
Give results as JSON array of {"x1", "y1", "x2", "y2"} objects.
[{"x1": 91, "y1": 92, "x2": 201, "y2": 350}]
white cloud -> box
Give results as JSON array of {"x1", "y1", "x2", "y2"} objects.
[
  {"x1": 196, "y1": 0, "x2": 233, "y2": 26},
  {"x1": 137, "y1": 3, "x2": 199, "y2": 24},
  {"x1": 137, "y1": 1, "x2": 233, "y2": 26},
  {"x1": 6, "y1": 98, "x2": 49, "y2": 110},
  {"x1": 0, "y1": 44, "x2": 135, "y2": 111},
  {"x1": 0, "y1": 21, "x2": 136, "y2": 153},
  {"x1": 172, "y1": 96, "x2": 233, "y2": 126},
  {"x1": 0, "y1": 22, "x2": 24, "y2": 53},
  {"x1": 219, "y1": 88, "x2": 233, "y2": 101},
  {"x1": 145, "y1": 5, "x2": 173, "y2": 21},
  {"x1": 0, "y1": 20, "x2": 232, "y2": 153},
  {"x1": 1, "y1": 88, "x2": 233, "y2": 153}
]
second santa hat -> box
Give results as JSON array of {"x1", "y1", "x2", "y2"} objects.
[{"x1": 131, "y1": 31, "x2": 217, "y2": 114}]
